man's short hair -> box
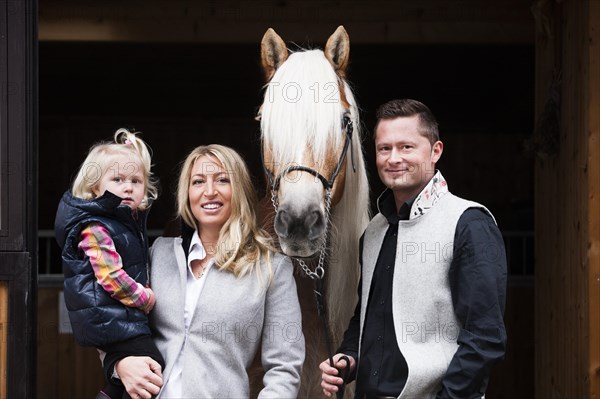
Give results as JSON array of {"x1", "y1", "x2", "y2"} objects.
[{"x1": 375, "y1": 99, "x2": 440, "y2": 145}]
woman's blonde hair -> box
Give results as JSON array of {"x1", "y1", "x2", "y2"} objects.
[
  {"x1": 177, "y1": 144, "x2": 276, "y2": 278},
  {"x1": 71, "y1": 128, "x2": 158, "y2": 210}
]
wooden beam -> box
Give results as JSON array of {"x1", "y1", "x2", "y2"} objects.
[
  {"x1": 534, "y1": 0, "x2": 590, "y2": 397},
  {"x1": 589, "y1": 0, "x2": 600, "y2": 396},
  {"x1": 38, "y1": 0, "x2": 534, "y2": 44},
  {"x1": 536, "y1": 0, "x2": 600, "y2": 397}
]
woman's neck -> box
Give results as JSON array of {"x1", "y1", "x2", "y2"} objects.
[{"x1": 199, "y1": 228, "x2": 220, "y2": 257}]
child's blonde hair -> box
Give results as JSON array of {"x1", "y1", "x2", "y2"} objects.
[{"x1": 71, "y1": 128, "x2": 158, "y2": 210}]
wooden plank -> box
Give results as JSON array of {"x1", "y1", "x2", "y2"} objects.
[
  {"x1": 533, "y1": 0, "x2": 559, "y2": 395},
  {"x1": 0, "y1": 282, "x2": 7, "y2": 399},
  {"x1": 0, "y1": 0, "x2": 36, "y2": 397},
  {"x1": 589, "y1": 0, "x2": 600, "y2": 396},
  {"x1": 38, "y1": 287, "x2": 105, "y2": 399},
  {"x1": 36, "y1": 288, "x2": 59, "y2": 399},
  {"x1": 561, "y1": 2, "x2": 588, "y2": 396},
  {"x1": 535, "y1": 0, "x2": 592, "y2": 397}
]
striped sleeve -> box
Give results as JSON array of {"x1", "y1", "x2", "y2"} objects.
[{"x1": 78, "y1": 223, "x2": 152, "y2": 311}]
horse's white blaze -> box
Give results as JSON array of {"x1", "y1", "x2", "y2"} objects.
[{"x1": 276, "y1": 173, "x2": 326, "y2": 256}]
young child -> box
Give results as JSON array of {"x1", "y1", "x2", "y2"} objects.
[{"x1": 54, "y1": 128, "x2": 165, "y2": 399}]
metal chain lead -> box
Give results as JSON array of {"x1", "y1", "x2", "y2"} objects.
[{"x1": 270, "y1": 188, "x2": 279, "y2": 210}]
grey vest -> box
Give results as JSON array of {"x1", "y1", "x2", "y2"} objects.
[{"x1": 360, "y1": 193, "x2": 491, "y2": 399}]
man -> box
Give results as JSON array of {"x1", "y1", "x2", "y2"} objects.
[{"x1": 320, "y1": 99, "x2": 507, "y2": 399}]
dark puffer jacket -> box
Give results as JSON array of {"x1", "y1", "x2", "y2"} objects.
[{"x1": 55, "y1": 190, "x2": 152, "y2": 348}]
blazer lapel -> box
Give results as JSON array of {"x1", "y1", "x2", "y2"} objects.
[{"x1": 174, "y1": 237, "x2": 188, "y2": 292}]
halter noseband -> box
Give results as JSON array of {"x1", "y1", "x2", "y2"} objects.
[{"x1": 261, "y1": 114, "x2": 356, "y2": 196}]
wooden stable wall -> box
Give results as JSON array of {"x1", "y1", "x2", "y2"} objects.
[
  {"x1": 38, "y1": 284, "x2": 533, "y2": 399},
  {"x1": 534, "y1": 0, "x2": 600, "y2": 398},
  {"x1": 37, "y1": 287, "x2": 104, "y2": 399}
]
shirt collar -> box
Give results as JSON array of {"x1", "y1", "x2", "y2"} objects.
[
  {"x1": 409, "y1": 170, "x2": 448, "y2": 219},
  {"x1": 376, "y1": 170, "x2": 449, "y2": 222},
  {"x1": 377, "y1": 189, "x2": 415, "y2": 224},
  {"x1": 188, "y1": 230, "x2": 206, "y2": 266}
]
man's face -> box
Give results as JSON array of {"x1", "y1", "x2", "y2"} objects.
[{"x1": 375, "y1": 115, "x2": 443, "y2": 201}]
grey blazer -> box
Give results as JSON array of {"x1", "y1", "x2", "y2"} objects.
[{"x1": 149, "y1": 237, "x2": 305, "y2": 398}]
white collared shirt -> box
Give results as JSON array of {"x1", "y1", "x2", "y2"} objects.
[{"x1": 157, "y1": 230, "x2": 213, "y2": 399}]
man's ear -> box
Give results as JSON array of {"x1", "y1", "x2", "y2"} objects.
[{"x1": 431, "y1": 141, "x2": 443, "y2": 163}]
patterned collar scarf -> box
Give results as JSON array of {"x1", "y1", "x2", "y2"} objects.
[{"x1": 409, "y1": 170, "x2": 448, "y2": 220}]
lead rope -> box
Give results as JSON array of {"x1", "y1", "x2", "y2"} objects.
[{"x1": 271, "y1": 189, "x2": 349, "y2": 398}]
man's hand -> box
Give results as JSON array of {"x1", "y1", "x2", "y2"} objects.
[
  {"x1": 116, "y1": 356, "x2": 163, "y2": 399},
  {"x1": 319, "y1": 353, "x2": 356, "y2": 397}
]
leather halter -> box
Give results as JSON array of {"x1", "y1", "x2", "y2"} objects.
[{"x1": 261, "y1": 114, "x2": 355, "y2": 196}]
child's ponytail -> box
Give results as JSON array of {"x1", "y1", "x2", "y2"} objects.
[{"x1": 114, "y1": 128, "x2": 159, "y2": 208}]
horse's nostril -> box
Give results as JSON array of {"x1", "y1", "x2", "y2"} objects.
[
  {"x1": 306, "y1": 210, "x2": 325, "y2": 240},
  {"x1": 275, "y1": 207, "x2": 325, "y2": 241},
  {"x1": 274, "y1": 210, "x2": 291, "y2": 238}
]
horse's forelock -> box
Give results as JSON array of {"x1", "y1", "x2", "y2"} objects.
[{"x1": 261, "y1": 50, "x2": 349, "y2": 166}]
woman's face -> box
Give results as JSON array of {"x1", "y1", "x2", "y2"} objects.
[{"x1": 188, "y1": 155, "x2": 233, "y2": 232}]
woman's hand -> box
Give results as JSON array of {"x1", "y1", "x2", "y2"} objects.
[
  {"x1": 116, "y1": 356, "x2": 163, "y2": 399},
  {"x1": 319, "y1": 353, "x2": 356, "y2": 397}
]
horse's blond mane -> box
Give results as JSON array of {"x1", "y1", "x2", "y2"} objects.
[
  {"x1": 327, "y1": 82, "x2": 370, "y2": 342},
  {"x1": 261, "y1": 48, "x2": 371, "y2": 344}
]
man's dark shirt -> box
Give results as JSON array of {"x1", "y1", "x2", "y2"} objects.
[{"x1": 337, "y1": 189, "x2": 507, "y2": 399}]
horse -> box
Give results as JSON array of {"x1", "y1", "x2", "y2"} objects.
[{"x1": 257, "y1": 26, "x2": 370, "y2": 398}]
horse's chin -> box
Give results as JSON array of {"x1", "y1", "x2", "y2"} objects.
[{"x1": 279, "y1": 238, "x2": 322, "y2": 258}]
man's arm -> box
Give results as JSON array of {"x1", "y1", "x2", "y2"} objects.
[{"x1": 437, "y1": 208, "x2": 508, "y2": 399}]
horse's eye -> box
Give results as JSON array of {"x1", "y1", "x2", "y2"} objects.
[
  {"x1": 341, "y1": 111, "x2": 351, "y2": 124},
  {"x1": 341, "y1": 113, "x2": 352, "y2": 130},
  {"x1": 255, "y1": 105, "x2": 263, "y2": 122}
]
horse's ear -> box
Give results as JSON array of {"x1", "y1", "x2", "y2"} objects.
[
  {"x1": 324, "y1": 25, "x2": 350, "y2": 77},
  {"x1": 261, "y1": 28, "x2": 288, "y2": 82}
]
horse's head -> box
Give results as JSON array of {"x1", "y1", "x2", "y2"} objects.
[{"x1": 258, "y1": 26, "x2": 357, "y2": 257}]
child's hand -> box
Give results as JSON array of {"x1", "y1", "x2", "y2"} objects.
[
  {"x1": 143, "y1": 287, "x2": 156, "y2": 314},
  {"x1": 117, "y1": 356, "x2": 163, "y2": 398}
]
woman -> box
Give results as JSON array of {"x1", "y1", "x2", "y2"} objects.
[{"x1": 114, "y1": 144, "x2": 305, "y2": 399}]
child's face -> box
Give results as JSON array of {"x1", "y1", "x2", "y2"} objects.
[{"x1": 93, "y1": 154, "x2": 146, "y2": 210}]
